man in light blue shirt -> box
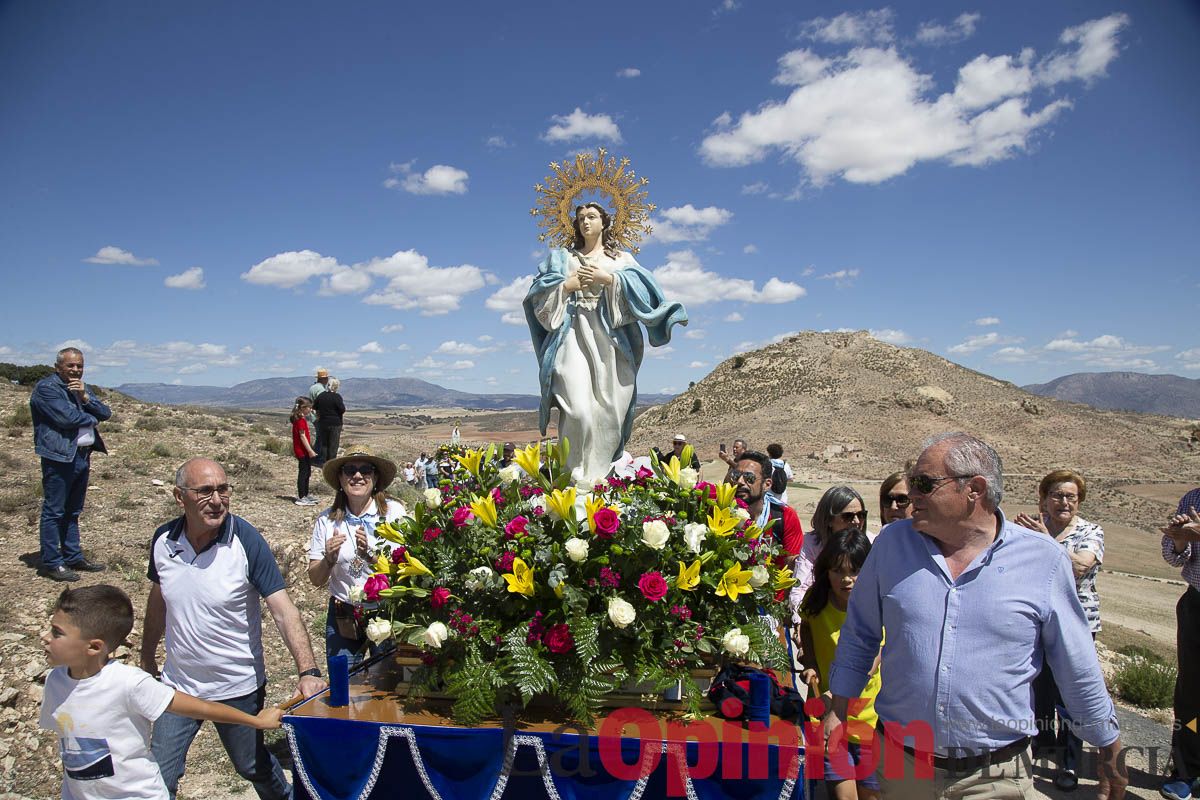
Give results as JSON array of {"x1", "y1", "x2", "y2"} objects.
[{"x1": 826, "y1": 432, "x2": 1127, "y2": 799}]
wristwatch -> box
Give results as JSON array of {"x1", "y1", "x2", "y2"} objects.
[{"x1": 298, "y1": 668, "x2": 322, "y2": 679}]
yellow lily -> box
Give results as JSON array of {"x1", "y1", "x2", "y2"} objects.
[
  {"x1": 396, "y1": 553, "x2": 433, "y2": 579},
  {"x1": 454, "y1": 449, "x2": 485, "y2": 480},
  {"x1": 514, "y1": 443, "x2": 541, "y2": 477},
  {"x1": 676, "y1": 559, "x2": 701, "y2": 591},
  {"x1": 502, "y1": 557, "x2": 535, "y2": 596},
  {"x1": 469, "y1": 494, "x2": 498, "y2": 529},
  {"x1": 584, "y1": 494, "x2": 605, "y2": 534},
  {"x1": 661, "y1": 455, "x2": 682, "y2": 486},
  {"x1": 743, "y1": 524, "x2": 764, "y2": 541},
  {"x1": 553, "y1": 580, "x2": 565, "y2": 599},
  {"x1": 546, "y1": 487, "x2": 577, "y2": 523},
  {"x1": 714, "y1": 483, "x2": 737, "y2": 509},
  {"x1": 375, "y1": 520, "x2": 405, "y2": 544},
  {"x1": 772, "y1": 565, "x2": 798, "y2": 592},
  {"x1": 373, "y1": 553, "x2": 393, "y2": 575},
  {"x1": 707, "y1": 506, "x2": 740, "y2": 537},
  {"x1": 715, "y1": 562, "x2": 754, "y2": 602}
]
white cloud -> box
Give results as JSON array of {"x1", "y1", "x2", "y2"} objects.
[
  {"x1": 947, "y1": 332, "x2": 1023, "y2": 354},
  {"x1": 478, "y1": 335, "x2": 493, "y2": 342},
  {"x1": 645, "y1": 346, "x2": 675, "y2": 360},
  {"x1": 684, "y1": 329, "x2": 706, "y2": 340},
  {"x1": 360, "y1": 250, "x2": 487, "y2": 315},
  {"x1": 974, "y1": 316, "x2": 1000, "y2": 326},
  {"x1": 869, "y1": 328, "x2": 912, "y2": 345},
  {"x1": 743, "y1": 244, "x2": 758, "y2": 254},
  {"x1": 383, "y1": 161, "x2": 470, "y2": 195},
  {"x1": 1042, "y1": 334, "x2": 1168, "y2": 368},
  {"x1": 323, "y1": 266, "x2": 372, "y2": 295},
  {"x1": 801, "y1": 9, "x2": 895, "y2": 45},
  {"x1": 916, "y1": 12, "x2": 981, "y2": 46},
  {"x1": 650, "y1": 205, "x2": 734, "y2": 243},
  {"x1": 242, "y1": 250, "x2": 343, "y2": 289},
  {"x1": 484, "y1": 135, "x2": 511, "y2": 149},
  {"x1": 689, "y1": 361, "x2": 707, "y2": 369},
  {"x1": 542, "y1": 108, "x2": 622, "y2": 143},
  {"x1": 1177, "y1": 349, "x2": 1200, "y2": 371},
  {"x1": 652, "y1": 250, "x2": 805, "y2": 306},
  {"x1": 714, "y1": 0, "x2": 739, "y2": 14},
  {"x1": 381, "y1": 323, "x2": 405, "y2": 333},
  {"x1": 819, "y1": 268, "x2": 860, "y2": 282},
  {"x1": 84, "y1": 246, "x2": 158, "y2": 266},
  {"x1": 741, "y1": 182, "x2": 769, "y2": 195},
  {"x1": 992, "y1": 346, "x2": 1035, "y2": 363},
  {"x1": 77, "y1": 339, "x2": 244, "y2": 372},
  {"x1": 359, "y1": 341, "x2": 385, "y2": 354},
  {"x1": 724, "y1": 312, "x2": 744, "y2": 322},
  {"x1": 413, "y1": 356, "x2": 474, "y2": 371},
  {"x1": 178, "y1": 363, "x2": 207, "y2": 375},
  {"x1": 486, "y1": 274, "x2": 535, "y2": 325},
  {"x1": 436, "y1": 340, "x2": 493, "y2": 356},
  {"x1": 712, "y1": 111, "x2": 733, "y2": 129},
  {"x1": 164, "y1": 267, "x2": 205, "y2": 290},
  {"x1": 699, "y1": 15, "x2": 1128, "y2": 185},
  {"x1": 616, "y1": 67, "x2": 641, "y2": 78}
]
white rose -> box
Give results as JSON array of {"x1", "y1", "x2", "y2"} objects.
[
  {"x1": 465, "y1": 566, "x2": 494, "y2": 591},
  {"x1": 528, "y1": 495, "x2": 547, "y2": 514},
  {"x1": 498, "y1": 464, "x2": 522, "y2": 485},
  {"x1": 365, "y1": 618, "x2": 393, "y2": 645},
  {"x1": 749, "y1": 565, "x2": 770, "y2": 588},
  {"x1": 683, "y1": 523, "x2": 708, "y2": 555},
  {"x1": 679, "y1": 467, "x2": 699, "y2": 490},
  {"x1": 422, "y1": 621, "x2": 449, "y2": 649},
  {"x1": 423, "y1": 488, "x2": 442, "y2": 508},
  {"x1": 564, "y1": 538, "x2": 590, "y2": 562},
  {"x1": 721, "y1": 627, "x2": 750, "y2": 657},
  {"x1": 607, "y1": 597, "x2": 636, "y2": 629},
  {"x1": 733, "y1": 507, "x2": 751, "y2": 522},
  {"x1": 641, "y1": 519, "x2": 670, "y2": 550},
  {"x1": 347, "y1": 581, "x2": 367, "y2": 604}
]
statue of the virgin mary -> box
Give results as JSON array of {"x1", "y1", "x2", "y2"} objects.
[{"x1": 524, "y1": 151, "x2": 688, "y2": 483}]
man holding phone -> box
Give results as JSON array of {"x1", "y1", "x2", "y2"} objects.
[{"x1": 31, "y1": 347, "x2": 111, "y2": 582}]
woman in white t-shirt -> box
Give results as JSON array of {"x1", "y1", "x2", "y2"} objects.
[{"x1": 307, "y1": 447, "x2": 406, "y2": 668}]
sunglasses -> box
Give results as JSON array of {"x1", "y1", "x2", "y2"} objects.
[
  {"x1": 340, "y1": 463, "x2": 377, "y2": 478},
  {"x1": 885, "y1": 493, "x2": 911, "y2": 507},
  {"x1": 838, "y1": 510, "x2": 868, "y2": 524},
  {"x1": 728, "y1": 470, "x2": 761, "y2": 484},
  {"x1": 908, "y1": 473, "x2": 972, "y2": 494}
]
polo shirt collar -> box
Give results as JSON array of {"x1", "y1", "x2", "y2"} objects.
[{"x1": 165, "y1": 514, "x2": 234, "y2": 551}]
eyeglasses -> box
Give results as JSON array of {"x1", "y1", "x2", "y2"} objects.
[
  {"x1": 838, "y1": 510, "x2": 868, "y2": 524},
  {"x1": 1048, "y1": 492, "x2": 1079, "y2": 503},
  {"x1": 340, "y1": 463, "x2": 377, "y2": 478},
  {"x1": 728, "y1": 470, "x2": 761, "y2": 484},
  {"x1": 885, "y1": 493, "x2": 910, "y2": 507},
  {"x1": 908, "y1": 473, "x2": 972, "y2": 494},
  {"x1": 182, "y1": 484, "x2": 233, "y2": 500}
]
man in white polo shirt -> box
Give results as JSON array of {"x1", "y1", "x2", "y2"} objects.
[{"x1": 139, "y1": 458, "x2": 326, "y2": 800}]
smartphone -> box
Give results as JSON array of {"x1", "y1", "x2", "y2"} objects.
[{"x1": 719, "y1": 443, "x2": 726, "y2": 454}]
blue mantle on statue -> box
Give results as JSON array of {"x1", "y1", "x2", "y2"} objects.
[{"x1": 284, "y1": 677, "x2": 805, "y2": 800}]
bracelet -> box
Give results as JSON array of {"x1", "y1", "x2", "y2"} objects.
[{"x1": 299, "y1": 667, "x2": 322, "y2": 679}]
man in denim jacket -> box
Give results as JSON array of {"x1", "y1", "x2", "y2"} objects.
[{"x1": 31, "y1": 347, "x2": 111, "y2": 581}]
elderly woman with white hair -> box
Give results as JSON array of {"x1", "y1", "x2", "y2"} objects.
[{"x1": 313, "y1": 376, "x2": 345, "y2": 465}]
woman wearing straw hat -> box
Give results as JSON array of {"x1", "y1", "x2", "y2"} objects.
[{"x1": 306, "y1": 446, "x2": 406, "y2": 668}]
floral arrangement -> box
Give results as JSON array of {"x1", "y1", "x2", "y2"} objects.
[{"x1": 351, "y1": 440, "x2": 796, "y2": 724}]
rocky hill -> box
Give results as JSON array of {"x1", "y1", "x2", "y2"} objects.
[
  {"x1": 1024, "y1": 371, "x2": 1200, "y2": 418},
  {"x1": 630, "y1": 330, "x2": 1200, "y2": 481}
]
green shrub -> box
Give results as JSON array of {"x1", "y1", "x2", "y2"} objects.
[
  {"x1": 1113, "y1": 656, "x2": 1176, "y2": 708},
  {"x1": 150, "y1": 442, "x2": 175, "y2": 458},
  {"x1": 1117, "y1": 645, "x2": 1167, "y2": 665},
  {"x1": 732, "y1": 355, "x2": 745, "y2": 369},
  {"x1": 0, "y1": 362, "x2": 54, "y2": 385},
  {"x1": 135, "y1": 416, "x2": 167, "y2": 432},
  {"x1": 690, "y1": 398, "x2": 702, "y2": 414},
  {"x1": 262, "y1": 437, "x2": 290, "y2": 456},
  {"x1": 5, "y1": 405, "x2": 32, "y2": 428}
]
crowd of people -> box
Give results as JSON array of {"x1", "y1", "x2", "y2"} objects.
[{"x1": 28, "y1": 346, "x2": 1200, "y2": 800}]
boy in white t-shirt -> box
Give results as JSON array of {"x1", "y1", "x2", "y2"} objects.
[{"x1": 39, "y1": 585, "x2": 283, "y2": 800}]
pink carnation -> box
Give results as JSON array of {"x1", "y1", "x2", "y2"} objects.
[
  {"x1": 696, "y1": 481, "x2": 718, "y2": 499},
  {"x1": 495, "y1": 550, "x2": 516, "y2": 572},
  {"x1": 430, "y1": 586, "x2": 451, "y2": 609},
  {"x1": 505, "y1": 515, "x2": 530, "y2": 539},
  {"x1": 423, "y1": 527, "x2": 443, "y2": 542},
  {"x1": 451, "y1": 507, "x2": 474, "y2": 527},
  {"x1": 635, "y1": 466, "x2": 654, "y2": 481},
  {"x1": 491, "y1": 488, "x2": 505, "y2": 505},
  {"x1": 543, "y1": 624, "x2": 574, "y2": 654},
  {"x1": 390, "y1": 546, "x2": 408, "y2": 564},
  {"x1": 592, "y1": 507, "x2": 620, "y2": 537},
  {"x1": 637, "y1": 572, "x2": 668, "y2": 603},
  {"x1": 364, "y1": 573, "x2": 390, "y2": 602}
]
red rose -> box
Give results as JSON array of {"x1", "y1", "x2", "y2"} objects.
[
  {"x1": 505, "y1": 515, "x2": 530, "y2": 538},
  {"x1": 430, "y1": 586, "x2": 451, "y2": 609},
  {"x1": 451, "y1": 507, "x2": 474, "y2": 527},
  {"x1": 364, "y1": 573, "x2": 390, "y2": 602},
  {"x1": 592, "y1": 507, "x2": 620, "y2": 537},
  {"x1": 637, "y1": 571, "x2": 668, "y2": 602},
  {"x1": 543, "y1": 624, "x2": 574, "y2": 654}
]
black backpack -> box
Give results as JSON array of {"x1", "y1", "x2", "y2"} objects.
[
  {"x1": 707, "y1": 663, "x2": 804, "y2": 721},
  {"x1": 770, "y1": 463, "x2": 788, "y2": 495}
]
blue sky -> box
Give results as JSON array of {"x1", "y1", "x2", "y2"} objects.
[{"x1": 1, "y1": 1, "x2": 1197, "y2": 395}]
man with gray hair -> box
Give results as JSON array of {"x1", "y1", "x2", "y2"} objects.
[
  {"x1": 31, "y1": 347, "x2": 111, "y2": 582},
  {"x1": 824, "y1": 432, "x2": 1127, "y2": 799}
]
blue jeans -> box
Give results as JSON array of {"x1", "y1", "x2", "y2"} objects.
[
  {"x1": 151, "y1": 684, "x2": 291, "y2": 800},
  {"x1": 39, "y1": 450, "x2": 90, "y2": 569}
]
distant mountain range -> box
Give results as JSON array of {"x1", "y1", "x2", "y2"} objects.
[
  {"x1": 1022, "y1": 372, "x2": 1200, "y2": 418},
  {"x1": 115, "y1": 376, "x2": 675, "y2": 410}
]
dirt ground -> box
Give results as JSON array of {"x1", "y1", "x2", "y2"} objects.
[{"x1": 1, "y1": 395, "x2": 1190, "y2": 799}]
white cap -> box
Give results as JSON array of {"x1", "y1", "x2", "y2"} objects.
[{"x1": 673, "y1": 434, "x2": 687, "y2": 443}]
